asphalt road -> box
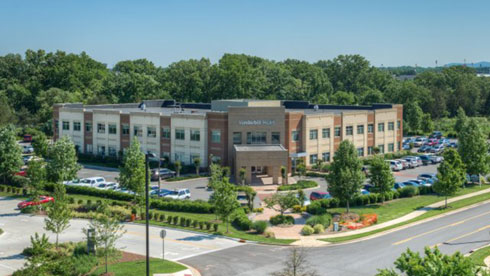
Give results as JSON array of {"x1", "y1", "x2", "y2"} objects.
[
  {"x1": 0, "y1": 197, "x2": 242, "y2": 276},
  {"x1": 180, "y1": 201, "x2": 490, "y2": 276}
]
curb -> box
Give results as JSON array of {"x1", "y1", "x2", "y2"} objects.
[
  {"x1": 175, "y1": 260, "x2": 202, "y2": 276},
  {"x1": 162, "y1": 177, "x2": 209, "y2": 184}
]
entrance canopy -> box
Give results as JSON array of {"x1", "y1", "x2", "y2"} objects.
[{"x1": 234, "y1": 144, "x2": 288, "y2": 185}]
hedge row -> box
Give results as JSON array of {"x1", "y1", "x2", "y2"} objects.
[
  {"x1": 0, "y1": 184, "x2": 25, "y2": 195},
  {"x1": 44, "y1": 184, "x2": 135, "y2": 201},
  {"x1": 277, "y1": 180, "x2": 317, "y2": 191},
  {"x1": 147, "y1": 212, "x2": 219, "y2": 232}
]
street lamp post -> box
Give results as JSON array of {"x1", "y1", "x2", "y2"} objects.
[{"x1": 145, "y1": 152, "x2": 156, "y2": 276}]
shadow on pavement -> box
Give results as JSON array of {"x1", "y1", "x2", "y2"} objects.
[
  {"x1": 443, "y1": 240, "x2": 490, "y2": 246},
  {"x1": 0, "y1": 254, "x2": 25, "y2": 261},
  {"x1": 177, "y1": 235, "x2": 218, "y2": 241},
  {"x1": 0, "y1": 212, "x2": 21, "y2": 217}
]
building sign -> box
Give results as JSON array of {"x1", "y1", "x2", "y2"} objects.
[{"x1": 238, "y1": 119, "x2": 275, "y2": 126}]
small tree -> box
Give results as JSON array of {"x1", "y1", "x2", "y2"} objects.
[
  {"x1": 264, "y1": 192, "x2": 299, "y2": 215},
  {"x1": 84, "y1": 203, "x2": 126, "y2": 275},
  {"x1": 458, "y1": 119, "x2": 489, "y2": 181},
  {"x1": 222, "y1": 166, "x2": 231, "y2": 178},
  {"x1": 281, "y1": 166, "x2": 288, "y2": 185},
  {"x1": 209, "y1": 163, "x2": 223, "y2": 189},
  {"x1": 327, "y1": 140, "x2": 365, "y2": 213},
  {"x1": 239, "y1": 168, "x2": 246, "y2": 185},
  {"x1": 376, "y1": 247, "x2": 487, "y2": 276},
  {"x1": 32, "y1": 132, "x2": 49, "y2": 158},
  {"x1": 0, "y1": 125, "x2": 23, "y2": 183},
  {"x1": 193, "y1": 157, "x2": 201, "y2": 176},
  {"x1": 433, "y1": 148, "x2": 466, "y2": 208},
  {"x1": 297, "y1": 163, "x2": 306, "y2": 179},
  {"x1": 26, "y1": 159, "x2": 47, "y2": 202},
  {"x1": 174, "y1": 160, "x2": 182, "y2": 177},
  {"x1": 119, "y1": 139, "x2": 145, "y2": 200},
  {"x1": 46, "y1": 136, "x2": 81, "y2": 183},
  {"x1": 271, "y1": 247, "x2": 319, "y2": 276},
  {"x1": 297, "y1": 189, "x2": 306, "y2": 207},
  {"x1": 213, "y1": 178, "x2": 239, "y2": 233},
  {"x1": 44, "y1": 184, "x2": 71, "y2": 247},
  {"x1": 369, "y1": 155, "x2": 395, "y2": 202}
]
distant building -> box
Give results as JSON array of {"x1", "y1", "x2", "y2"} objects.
[{"x1": 54, "y1": 99, "x2": 403, "y2": 184}]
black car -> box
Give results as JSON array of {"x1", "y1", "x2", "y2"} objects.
[
  {"x1": 418, "y1": 145, "x2": 431, "y2": 153},
  {"x1": 150, "y1": 168, "x2": 176, "y2": 181}
]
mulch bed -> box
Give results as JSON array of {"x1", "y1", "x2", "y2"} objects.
[{"x1": 118, "y1": 251, "x2": 146, "y2": 263}]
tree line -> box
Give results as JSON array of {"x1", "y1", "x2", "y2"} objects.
[{"x1": 1, "y1": 50, "x2": 489, "y2": 135}]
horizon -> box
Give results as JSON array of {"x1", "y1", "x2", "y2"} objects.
[{"x1": 1, "y1": 0, "x2": 489, "y2": 67}]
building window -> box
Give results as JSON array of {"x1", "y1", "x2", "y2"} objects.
[
  {"x1": 108, "y1": 147, "x2": 117, "y2": 157},
  {"x1": 175, "y1": 152, "x2": 185, "y2": 163},
  {"x1": 134, "y1": 125, "x2": 142, "y2": 137},
  {"x1": 397, "y1": 120, "x2": 401, "y2": 130},
  {"x1": 211, "y1": 130, "x2": 221, "y2": 143},
  {"x1": 388, "y1": 143, "x2": 394, "y2": 152},
  {"x1": 322, "y1": 128, "x2": 330, "y2": 139},
  {"x1": 190, "y1": 129, "x2": 200, "y2": 141},
  {"x1": 147, "y1": 126, "x2": 156, "y2": 138},
  {"x1": 368, "y1": 146, "x2": 373, "y2": 155},
  {"x1": 322, "y1": 152, "x2": 330, "y2": 162},
  {"x1": 72, "y1": 121, "x2": 81, "y2": 132},
  {"x1": 388, "y1": 122, "x2": 395, "y2": 131},
  {"x1": 97, "y1": 123, "x2": 105, "y2": 134},
  {"x1": 122, "y1": 124, "x2": 129, "y2": 135},
  {"x1": 246, "y1": 132, "x2": 266, "y2": 144},
  {"x1": 378, "y1": 123, "x2": 385, "y2": 132},
  {"x1": 309, "y1": 154, "x2": 318, "y2": 165},
  {"x1": 97, "y1": 145, "x2": 106, "y2": 156},
  {"x1": 378, "y1": 144, "x2": 385, "y2": 154},
  {"x1": 334, "y1": 127, "x2": 341, "y2": 137},
  {"x1": 292, "y1": 130, "x2": 299, "y2": 142},
  {"x1": 86, "y1": 144, "x2": 93, "y2": 154},
  {"x1": 309, "y1": 129, "x2": 318, "y2": 140},
  {"x1": 108, "y1": 124, "x2": 117, "y2": 135},
  {"x1": 62, "y1": 121, "x2": 70, "y2": 131},
  {"x1": 357, "y1": 125, "x2": 364, "y2": 135},
  {"x1": 85, "y1": 122, "x2": 92, "y2": 132},
  {"x1": 357, "y1": 147, "x2": 364, "y2": 157},
  {"x1": 271, "y1": 132, "x2": 280, "y2": 144},
  {"x1": 368, "y1": 124, "x2": 374, "y2": 133},
  {"x1": 161, "y1": 127, "x2": 170, "y2": 139},
  {"x1": 233, "y1": 132, "x2": 242, "y2": 144},
  {"x1": 175, "y1": 129, "x2": 185, "y2": 140},
  {"x1": 346, "y1": 126, "x2": 353, "y2": 136}
]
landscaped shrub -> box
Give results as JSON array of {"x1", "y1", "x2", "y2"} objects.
[
  {"x1": 186, "y1": 218, "x2": 191, "y2": 227},
  {"x1": 180, "y1": 218, "x2": 186, "y2": 227},
  {"x1": 277, "y1": 180, "x2": 317, "y2": 191},
  {"x1": 369, "y1": 193, "x2": 379, "y2": 204},
  {"x1": 252, "y1": 208, "x2": 264, "y2": 213},
  {"x1": 205, "y1": 222, "x2": 212, "y2": 230},
  {"x1": 150, "y1": 198, "x2": 214, "y2": 213},
  {"x1": 292, "y1": 205, "x2": 303, "y2": 213},
  {"x1": 68, "y1": 197, "x2": 75, "y2": 204},
  {"x1": 232, "y1": 209, "x2": 253, "y2": 231},
  {"x1": 86, "y1": 199, "x2": 92, "y2": 205},
  {"x1": 173, "y1": 216, "x2": 179, "y2": 225},
  {"x1": 264, "y1": 230, "x2": 275, "y2": 238},
  {"x1": 199, "y1": 221, "x2": 204, "y2": 229},
  {"x1": 77, "y1": 199, "x2": 83, "y2": 204},
  {"x1": 252, "y1": 221, "x2": 268, "y2": 234},
  {"x1": 192, "y1": 220, "x2": 198, "y2": 228},
  {"x1": 269, "y1": 215, "x2": 295, "y2": 226},
  {"x1": 301, "y1": 225, "x2": 314, "y2": 236},
  {"x1": 305, "y1": 214, "x2": 331, "y2": 228},
  {"x1": 167, "y1": 215, "x2": 173, "y2": 223},
  {"x1": 213, "y1": 223, "x2": 219, "y2": 232},
  {"x1": 306, "y1": 201, "x2": 326, "y2": 215},
  {"x1": 400, "y1": 186, "x2": 419, "y2": 198},
  {"x1": 313, "y1": 224, "x2": 325, "y2": 234},
  {"x1": 419, "y1": 186, "x2": 433, "y2": 195}
]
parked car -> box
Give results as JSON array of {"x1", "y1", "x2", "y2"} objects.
[
  {"x1": 150, "y1": 168, "x2": 176, "y2": 181},
  {"x1": 22, "y1": 145, "x2": 34, "y2": 154},
  {"x1": 96, "y1": 182, "x2": 119, "y2": 190},
  {"x1": 409, "y1": 179, "x2": 430, "y2": 187},
  {"x1": 418, "y1": 173, "x2": 438, "y2": 184},
  {"x1": 163, "y1": 189, "x2": 191, "y2": 200},
  {"x1": 430, "y1": 145, "x2": 444, "y2": 154},
  {"x1": 360, "y1": 189, "x2": 370, "y2": 195},
  {"x1": 64, "y1": 179, "x2": 82, "y2": 185},
  {"x1": 402, "y1": 143, "x2": 411, "y2": 150},
  {"x1": 429, "y1": 131, "x2": 443, "y2": 139},
  {"x1": 403, "y1": 181, "x2": 420, "y2": 187},
  {"x1": 363, "y1": 184, "x2": 374, "y2": 192},
  {"x1": 430, "y1": 155, "x2": 443, "y2": 163},
  {"x1": 309, "y1": 191, "x2": 331, "y2": 201},
  {"x1": 387, "y1": 160, "x2": 403, "y2": 171},
  {"x1": 79, "y1": 177, "x2": 106, "y2": 187},
  {"x1": 23, "y1": 134, "x2": 33, "y2": 142},
  {"x1": 466, "y1": 174, "x2": 480, "y2": 183},
  {"x1": 362, "y1": 165, "x2": 370, "y2": 177},
  {"x1": 115, "y1": 187, "x2": 135, "y2": 195},
  {"x1": 418, "y1": 145, "x2": 431, "y2": 153},
  {"x1": 15, "y1": 167, "x2": 27, "y2": 177},
  {"x1": 296, "y1": 194, "x2": 311, "y2": 206},
  {"x1": 396, "y1": 159, "x2": 409, "y2": 170},
  {"x1": 23, "y1": 155, "x2": 34, "y2": 164},
  {"x1": 17, "y1": 196, "x2": 54, "y2": 209},
  {"x1": 394, "y1": 182, "x2": 406, "y2": 189},
  {"x1": 413, "y1": 137, "x2": 426, "y2": 147},
  {"x1": 404, "y1": 157, "x2": 419, "y2": 168},
  {"x1": 237, "y1": 192, "x2": 248, "y2": 206},
  {"x1": 419, "y1": 155, "x2": 433, "y2": 165},
  {"x1": 150, "y1": 189, "x2": 172, "y2": 197},
  {"x1": 449, "y1": 142, "x2": 458, "y2": 148}
]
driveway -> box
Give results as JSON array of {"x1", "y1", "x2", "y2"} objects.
[{"x1": 0, "y1": 197, "x2": 242, "y2": 276}]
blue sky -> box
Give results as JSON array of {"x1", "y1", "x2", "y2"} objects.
[{"x1": 0, "y1": 0, "x2": 488, "y2": 67}]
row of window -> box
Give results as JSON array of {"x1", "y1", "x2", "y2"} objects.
[
  {"x1": 308, "y1": 142, "x2": 397, "y2": 164},
  {"x1": 306, "y1": 121, "x2": 400, "y2": 141},
  {"x1": 231, "y1": 131, "x2": 281, "y2": 145}
]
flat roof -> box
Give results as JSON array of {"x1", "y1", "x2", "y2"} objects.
[{"x1": 234, "y1": 144, "x2": 287, "y2": 152}]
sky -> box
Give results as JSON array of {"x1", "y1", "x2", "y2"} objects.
[{"x1": 0, "y1": 0, "x2": 489, "y2": 67}]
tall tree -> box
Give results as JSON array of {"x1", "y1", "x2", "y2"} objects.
[
  {"x1": 327, "y1": 140, "x2": 365, "y2": 213},
  {"x1": 26, "y1": 159, "x2": 47, "y2": 201},
  {"x1": 433, "y1": 149, "x2": 466, "y2": 208},
  {"x1": 0, "y1": 125, "x2": 23, "y2": 183},
  {"x1": 119, "y1": 139, "x2": 145, "y2": 198},
  {"x1": 458, "y1": 119, "x2": 489, "y2": 178},
  {"x1": 264, "y1": 192, "x2": 300, "y2": 215},
  {"x1": 46, "y1": 136, "x2": 81, "y2": 183},
  {"x1": 368, "y1": 155, "x2": 395, "y2": 202},
  {"x1": 212, "y1": 177, "x2": 239, "y2": 233},
  {"x1": 44, "y1": 184, "x2": 71, "y2": 247},
  {"x1": 31, "y1": 132, "x2": 49, "y2": 158},
  {"x1": 404, "y1": 101, "x2": 423, "y2": 134},
  {"x1": 454, "y1": 107, "x2": 467, "y2": 134},
  {"x1": 420, "y1": 113, "x2": 434, "y2": 134}
]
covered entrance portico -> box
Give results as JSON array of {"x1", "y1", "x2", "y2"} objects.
[{"x1": 234, "y1": 144, "x2": 288, "y2": 185}]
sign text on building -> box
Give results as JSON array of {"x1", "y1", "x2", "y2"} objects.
[{"x1": 238, "y1": 119, "x2": 275, "y2": 126}]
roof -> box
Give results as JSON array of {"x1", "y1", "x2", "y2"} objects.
[{"x1": 234, "y1": 144, "x2": 287, "y2": 152}]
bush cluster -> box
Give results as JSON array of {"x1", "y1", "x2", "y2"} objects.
[
  {"x1": 305, "y1": 214, "x2": 331, "y2": 228},
  {"x1": 252, "y1": 221, "x2": 268, "y2": 234},
  {"x1": 277, "y1": 180, "x2": 317, "y2": 191},
  {"x1": 301, "y1": 225, "x2": 314, "y2": 235},
  {"x1": 313, "y1": 224, "x2": 325, "y2": 234},
  {"x1": 269, "y1": 214, "x2": 295, "y2": 226},
  {"x1": 153, "y1": 213, "x2": 218, "y2": 232},
  {"x1": 232, "y1": 208, "x2": 253, "y2": 230},
  {"x1": 150, "y1": 198, "x2": 214, "y2": 213},
  {"x1": 399, "y1": 186, "x2": 419, "y2": 197}
]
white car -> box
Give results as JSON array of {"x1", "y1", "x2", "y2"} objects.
[
  {"x1": 63, "y1": 178, "x2": 82, "y2": 185},
  {"x1": 95, "y1": 182, "x2": 119, "y2": 190},
  {"x1": 115, "y1": 187, "x2": 135, "y2": 195},
  {"x1": 387, "y1": 160, "x2": 403, "y2": 171},
  {"x1": 23, "y1": 145, "x2": 34, "y2": 154},
  {"x1": 79, "y1": 177, "x2": 106, "y2": 187},
  {"x1": 163, "y1": 189, "x2": 191, "y2": 200}
]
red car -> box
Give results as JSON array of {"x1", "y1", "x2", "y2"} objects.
[
  {"x1": 309, "y1": 191, "x2": 332, "y2": 201},
  {"x1": 17, "y1": 196, "x2": 54, "y2": 209},
  {"x1": 15, "y1": 168, "x2": 27, "y2": 177},
  {"x1": 23, "y1": 134, "x2": 32, "y2": 142}
]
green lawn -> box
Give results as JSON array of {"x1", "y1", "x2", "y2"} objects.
[
  {"x1": 328, "y1": 185, "x2": 489, "y2": 224},
  {"x1": 322, "y1": 188, "x2": 490, "y2": 243},
  {"x1": 469, "y1": 246, "x2": 490, "y2": 267},
  {"x1": 91, "y1": 258, "x2": 186, "y2": 276}
]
